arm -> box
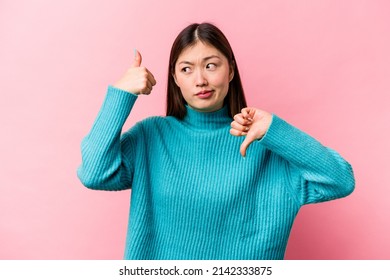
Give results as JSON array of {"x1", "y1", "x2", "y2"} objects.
[
  {"x1": 77, "y1": 50, "x2": 156, "y2": 191},
  {"x1": 77, "y1": 86, "x2": 138, "y2": 191},
  {"x1": 230, "y1": 108, "x2": 355, "y2": 204},
  {"x1": 260, "y1": 115, "x2": 355, "y2": 204}
]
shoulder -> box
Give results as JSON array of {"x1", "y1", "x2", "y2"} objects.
[{"x1": 121, "y1": 116, "x2": 171, "y2": 143}]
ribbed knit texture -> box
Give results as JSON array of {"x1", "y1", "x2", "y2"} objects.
[{"x1": 78, "y1": 86, "x2": 355, "y2": 260}]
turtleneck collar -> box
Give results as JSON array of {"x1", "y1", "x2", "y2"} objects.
[{"x1": 182, "y1": 105, "x2": 232, "y2": 130}]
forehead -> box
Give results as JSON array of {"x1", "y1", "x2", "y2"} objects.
[{"x1": 177, "y1": 41, "x2": 225, "y2": 61}]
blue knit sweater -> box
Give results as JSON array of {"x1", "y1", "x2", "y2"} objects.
[{"x1": 78, "y1": 86, "x2": 354, "y2": 260}]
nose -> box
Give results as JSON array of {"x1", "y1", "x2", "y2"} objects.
[{"x1": 195, "y1": 69, "x2": 208, "y2": 87}]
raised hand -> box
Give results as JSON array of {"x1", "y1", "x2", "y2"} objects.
[
  {"x1": 113, "y1": 50, "x2": 157, "y2": 95},
  {"x1": 230, "y1": 107, "x2": 273, "y2": 157}
]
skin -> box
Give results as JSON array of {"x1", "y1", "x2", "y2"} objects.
[
  {"x1": 113, "y1": 46, "x2": 272, "y2": 157},
  {"x1": 114, "y1": 50, "x2": 156, "y2": 95},
  {"x1": 173, "y1": 41, "x2": 233, "y2": 113},
  {"x1": 230, "y1": 107, "x2": 273, "y2": 157}
]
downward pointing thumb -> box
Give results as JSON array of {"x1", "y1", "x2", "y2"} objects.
[
  {"x1": 131, "y1": 49, "x2": 142, "y2": 67},
  {"x1": 240, "y1": 136, "x2": 254, "y2": 157}
]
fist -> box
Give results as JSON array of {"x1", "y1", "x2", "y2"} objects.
[
  {"x1": 113, "y1": 50, "x2": 157, "y2": 95},
  {"x1": 230, "y1": 107, "x2": 272, "y2": 157}
]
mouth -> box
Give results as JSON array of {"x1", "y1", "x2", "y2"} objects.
[{"x1": 195, "y1": 90, "x2": 214, "y2": 99}]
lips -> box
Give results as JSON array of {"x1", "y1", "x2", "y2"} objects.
[{"x1": 196, "y1": 90, "x2": 214, "y2": 99}]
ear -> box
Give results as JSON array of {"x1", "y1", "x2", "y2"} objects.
[
  {"x1": 229, "y1": 65, "x2": 235, "y2": 82},
  {"x1": 173, "y1": 73, "x2": 180, "y2": 87}
]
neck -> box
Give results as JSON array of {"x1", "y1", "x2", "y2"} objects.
[{"x1": 182, "y1": 105, "x2": 231, "y2": 130}]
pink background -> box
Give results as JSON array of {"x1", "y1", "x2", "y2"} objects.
[{"x1": 1, "y1": 0, "x2": 389, "y2": 259}]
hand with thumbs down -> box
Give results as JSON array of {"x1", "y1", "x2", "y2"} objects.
[{"x1": 230, "y1": 107, "x2": 273, "y2": 157}]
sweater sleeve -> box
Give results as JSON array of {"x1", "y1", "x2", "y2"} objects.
[
  {"x1": 259, "y1": 115, "x2": 355, "y2": 205},
  {"x1": 77, "y1": 86, "x2": 138, "y2": 191}
]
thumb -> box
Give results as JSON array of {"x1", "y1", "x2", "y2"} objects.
[
  {"x1": 240, "y1": 135, "x2": 255, "y2": 157},
  {"x1": 131, "y1": 49, "x2": 142, "y2": 67}
]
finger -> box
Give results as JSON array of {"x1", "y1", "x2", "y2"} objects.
[
  {"x1": 131, "y1": 49, "x2": 142, "y2": 67},
  {"x1": 140, "y1": 81, "x2": 153, "y2": 95},
  {"x1": 230, "y1": 128, "x2": 248, "y2": 136},
  {"x1": 241, "y1": 107, "x2": 255, "y2": 121},
  {"x1": 240, "y1": 135, "x2": 255, "y2": 157},
  {"x1": 139, "y1": 67, "x2": 157, "y2": 86},
  {"x1": 231, "y1": 121, "x2": 249, "y2": 132},
  {"x1": 144, "y1": 78, "x2": 157, "y2": 95},
  {"x1": 146, "y1": 80, "x2": 154, "y2": 92},
  {"x1": 233, "y1": 114, "x2": 252, "y2": 126},
  {"x1": 140, "y1": 87, "x2": 152, "y2": 95},
  {"x1": 141, "y1": 90, "x2": 151, "y2": 95},
  {"x1": 146, "y1": 71, "x2": 157, "y2": 86},
  {"x1": 136, "y1": 71, "x2": 155, "y2": 92},
  {"x1": 241, "y1": 108, "x2": 250, "y2": 119}
]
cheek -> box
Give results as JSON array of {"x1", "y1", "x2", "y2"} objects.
[
  {"x1": 213, "y1": 73, "x2": 230, "y2": 92},
  {"x1": 176, "y1": 77, "x2": 189, "y2": 92},
  {"x1": 212, "y1": 68, "x2": 230, "y2": 84},
  {"x1": 175, "y1": 77, "x2": 193, "y2": 100},
  {"x1": 175, "y1": 73, "x2": 188, "y2": 88}
]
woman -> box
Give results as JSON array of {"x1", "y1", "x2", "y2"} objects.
[{"x1": 78, "y1": 22, "x2": 355, "y2": 260}]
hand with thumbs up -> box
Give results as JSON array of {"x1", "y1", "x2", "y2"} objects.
[
  {"x1": 113, "y1": 50, "x2": 157, "y2": 95},
  {"x1": 230, "y1": 107, "x2": 273, "y2": 157}
]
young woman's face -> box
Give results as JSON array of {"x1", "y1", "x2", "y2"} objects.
[{"x1": 173, "y1": 41, "x2": 234, "y2": 113}]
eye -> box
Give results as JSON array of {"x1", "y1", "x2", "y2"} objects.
[
  {"x1": 206, "y1": 63, "x2": 217, "y2": 70},
  {"x1": 181, "y1": 67, "x2": 192, "y2": 73}
]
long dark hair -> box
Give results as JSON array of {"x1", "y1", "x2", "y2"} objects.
[{"x1": 166, "y1": 22, "x2": 247, "y2": 119}]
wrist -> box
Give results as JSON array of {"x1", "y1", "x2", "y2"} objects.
[{"x1": 111, "y1": 84, "x2": 139, "y2": 96}]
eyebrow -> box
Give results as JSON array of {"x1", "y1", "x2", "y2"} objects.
[{"x1": 178, "y1": 55, "x2": 221, "y2": 65}]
